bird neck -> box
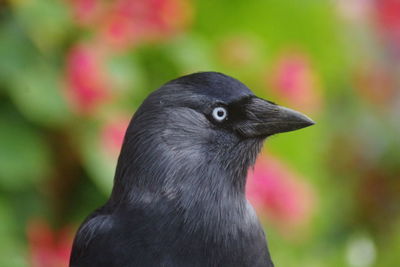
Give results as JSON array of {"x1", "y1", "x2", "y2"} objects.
[
  {"x1": 106, "y1": 131, "x2": 265, "y2": 244},
  {"x1": 108, "y1": 125, "x2": 263, "y2": 209},
  {"x1": 110, "y1": 151, "x2": 247, "y2": 206}
]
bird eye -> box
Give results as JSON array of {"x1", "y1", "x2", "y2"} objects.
[{"x1": 212, "y1": 107, "x2": 228, "y2": 122}]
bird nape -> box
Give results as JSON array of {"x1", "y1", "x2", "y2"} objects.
[{"x1": 70, "y1": 72, "x2": 314, "y2": 267}]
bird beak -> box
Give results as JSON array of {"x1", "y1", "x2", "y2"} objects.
[{"x1": 235, "y1": 97, "x2": 315, "y2": 138}]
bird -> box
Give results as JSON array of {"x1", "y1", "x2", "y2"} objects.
[{"x1": 70, "y1": 72, "x2": 314, "y2": 267}]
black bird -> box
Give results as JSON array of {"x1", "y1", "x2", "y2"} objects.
[{"x1": 70, "y1": 72, "x2": 314, "y2": 267}]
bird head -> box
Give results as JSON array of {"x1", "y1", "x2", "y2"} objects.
[{"x1": 113, "y1": 72, "x2": 314, "y2": 200}]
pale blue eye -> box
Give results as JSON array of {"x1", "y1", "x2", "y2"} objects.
[{"x1": 212, "y1": 107, "x2": 227, "y2": 121}]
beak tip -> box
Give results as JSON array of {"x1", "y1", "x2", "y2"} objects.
[
  {"x1": 278, "y1": 106, "x2": 315, "y2": 132},
  {"x1": 296, "y1": 116, "x2": 316, "y2": 132},
  {"x1": 302, "y1": 116, "x2": 315, "y2": 127}
]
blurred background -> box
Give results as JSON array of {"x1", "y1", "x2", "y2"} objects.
[{"x1": 1, "y1": 0, "x2": 400, "y2": 266}]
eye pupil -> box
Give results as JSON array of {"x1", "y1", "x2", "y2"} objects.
[{"x1": 217, "y1": 110, "x2": 224, "y2": 117}]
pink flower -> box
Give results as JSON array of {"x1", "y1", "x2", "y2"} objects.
[
  {"x1": 375, "y1": 0, "x2": 400, "y2": 55},
  {"x1": 67, "y1": 0, "x2": 192, "y2": 50},
  {"x1": 268, "y1": 51, "x2": 322, "y2": 114},
  {"x1": 376, "y1": 0, "x2": 400, "y2": 29},
  {"x1": 68, "y1": 0, "x2": 104, "y2": 25},
  {"x1": 64, "y1": 43, "x2": 111, "y2": 114},
  {"x1": 102, "y1": 14, "x2": 137, "y2": 49},
  {"x1": 246, "y1": 154, "x2": 315, "y2": 232},
  {"x1": 149, "y1": 0, "x2": 192, "y2": 37},
  {"x1": 100, "y1": 116, "x2": 130, "y2": 158},
  {"x1": 100, "y1": 0, "x2": 192, "y2": 49},
  {"x1": 27, "y1": 219, "x2": 73, "y2": 267}
]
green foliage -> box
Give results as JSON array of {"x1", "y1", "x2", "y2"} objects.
[{"x1": 0, "y1": 108, "x2": 51, "y2": 190}]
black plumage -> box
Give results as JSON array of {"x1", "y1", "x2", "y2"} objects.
[{"x1": 70, "y1": 72, "x2": 314, "y2": 267}]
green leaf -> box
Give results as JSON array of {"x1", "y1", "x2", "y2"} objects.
[
  {"x1": 78, "y1": 121, "x2": 114, "y2": 195},
  {"x1": 0, "y1": 19, "x2": 71, "y2": 126},
  {"x1": 0, "y1": 109, "x2": 51, "y2": 190},
  {"x1": 0, "y1": 199, "x2": 28, "y2": 267},
  {"x1": 9, "y1": 64, "x2": 71, "y2": 126},
  {"x1": 11, "y1": 0, "x2": 73, "y2": 52}
]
